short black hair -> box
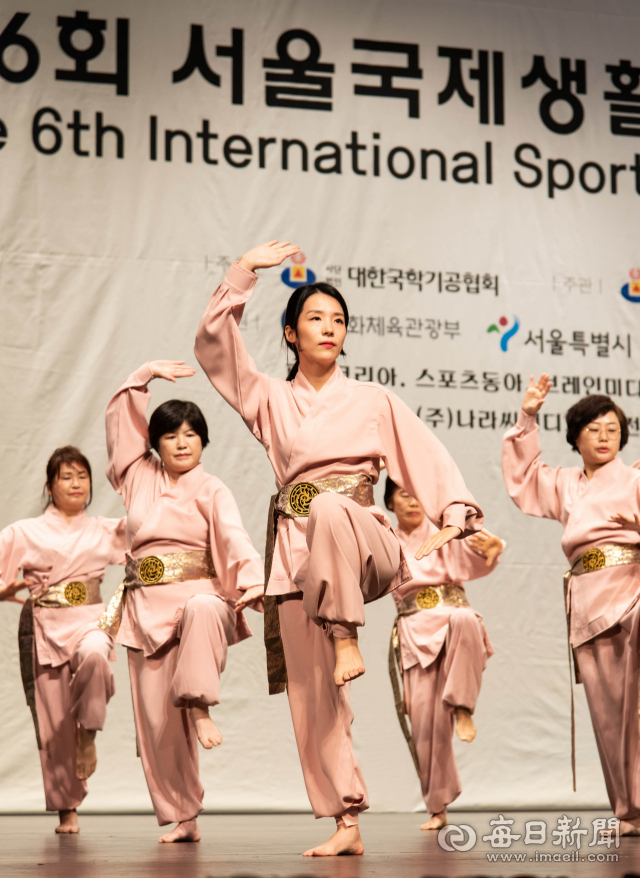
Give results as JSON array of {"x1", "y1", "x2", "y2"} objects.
[
  {"x1": 283, "y1": 282, "x2": 349, "y2": 381},
  {"x1": 148, "y1": 400, "x2": 209, "y2": 451},
  {"x1": 44, "y1": 445, "x2": 92, "y2": 510},
  {"x1": 565, "y1": 394, "x2": 628, "y2": 451},
  {"x1": 384, "y1": 476, "x2": 401, "y2": 510}
]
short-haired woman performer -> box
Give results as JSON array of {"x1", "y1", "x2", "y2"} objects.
[
  {"x1": 385, "y1": 477, "x2": 503, "y2": 831},
  {"x1": 102, "y1": 361, "x2": 264, "y2": 843},
  {"x1": 0, "y1": 446, "x2": 125, "y2": 834},
  {"x1": 503, "y1": 376, "x2": 640, "y2": 834},
  {"x1": 194, "y1": 241, "x2": 483, "y2": 856}
]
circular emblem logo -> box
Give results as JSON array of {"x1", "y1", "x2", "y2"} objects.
[
  {"x1": 289, "y1": 482, "x2": 320, "y2": 516},
  {"x1": 416, "y1": 586, "x2": 440, "y2": 610},
  {"x1": 582, "y1": 548, "x2": 606, "y2": 572},
  {"x1": 139, "y1": 556, "x2": 165, "y2": 584},
  {"x1": 64, "y1": 581, "x2": 87, "y2": 606}
]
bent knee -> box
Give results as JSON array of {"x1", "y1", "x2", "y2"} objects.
[
  {"x1": 308, "y1": 490, "x2": 350, "y2": 521},
  {"x1": 448, "y1": 607, "x2": 478, "y2": 630}
]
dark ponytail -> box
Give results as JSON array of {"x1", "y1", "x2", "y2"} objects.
[{"x1": 282, "y1": 282, "x2": 349, "y2": 381}]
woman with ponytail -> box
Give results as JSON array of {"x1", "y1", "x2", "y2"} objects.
[{"x1": 194, "y1": 240, "x2": 483, "y2": 856}]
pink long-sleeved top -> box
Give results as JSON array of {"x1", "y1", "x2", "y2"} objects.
[
  {"x1": 393, "y1": 517, "x2": 497, "y2": 671},
  {"x1": 503, "y1": 409, "x2": 640, "y2": 646},
  {"x1": 0, "y1": 505, "x2": 125, "y2": 666},
  {"x1": 194, "y1": 262, "x2": 483, "y2": 596},
  {"x1": 106, "y1": 363, "x2": 264, "y2": 656}
]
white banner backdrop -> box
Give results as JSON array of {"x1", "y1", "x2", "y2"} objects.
[{"x1": 1, "y1": 0, "x2": 639, "y2": 814}]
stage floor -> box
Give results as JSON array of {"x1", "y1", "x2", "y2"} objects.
[{"x1": 1, "y1": 812, "x2": 639, "y2": 878}]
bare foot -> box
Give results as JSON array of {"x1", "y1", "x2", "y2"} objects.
[
  {"x1": 455, "y1": 708, "x2": 476, "y2": 742},
  {"x1": 55, "y1": 809, "x2": 79, "y2": 834},
  {"x1": 76, "y1": 726, "x2": 97, "y2": 780},
  {"x1": 303, "y1": 824, "x2": 364, "y2": 856},
  {"x1": 421, "y1": 810, "x2": 448, "y2": 830},
  {"x1": 159, "y1": 818, "x2": 201, "y2": 843},
  {"x1": 189, "y1": 704, "x2": 222, "y2": 749},
  {"x1": 618, "y1": 817, "x2": 640, "y2": 836},
  {"x1": 333, "y1": 636, "x2": 365, "y2": 687}
]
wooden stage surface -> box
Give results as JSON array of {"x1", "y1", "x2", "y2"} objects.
[{"x1": 1, "y1": 812, "x2": 639, "y2": 878}]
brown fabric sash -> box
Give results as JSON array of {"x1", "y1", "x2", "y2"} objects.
[
  {"x1": 18, "y1": 600, "x2": 42, "y2": 750},
  {"x1": 564, "y1": 543, "x2": 640, "y2": 793},
  {"x1": 263, "y1": 473, "x2": 376, "y2": 696},
  {"x1": 98, "y1": 550, "x2": 217, "y2": 638}
]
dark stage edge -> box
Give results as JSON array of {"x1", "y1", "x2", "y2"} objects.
[{"x1": 1, "y1": 812, "x2": 639, "y2": 878}]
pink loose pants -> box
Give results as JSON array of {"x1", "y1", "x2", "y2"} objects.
[
  {"x1": 34, "y1": 627, "x2": 114, "y2": 812},
  {"x1": 282, "y1": 492, "x2": 401, "y2": 826},
  {"x1": 127, "y1": 594, "x2": 235, "y2": 826},
  {"x1": 575, "y1": 599, "x2": 640, "y2": 821},
  {"x1": 403, "y1": 608, "x2": 486, "y2": 815}
]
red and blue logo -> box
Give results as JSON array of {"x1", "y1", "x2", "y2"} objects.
[
  {"x1": 621, "y1": 269, "x2": 640, "y2": 303},
  {"x1": 487, "y1": 315, "x2": 520, "y2": 351},
  {"x1": 281, "y1": 251, "x2": 316, "y2": 289}
]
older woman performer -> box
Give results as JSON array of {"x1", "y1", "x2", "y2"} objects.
[
  {"x1": 503, "y1": 376, "x2": 640, "y2": 834},
  {"x1": 385, "y1": 477, "x2": 503, "y2": 831},
  {"x1": 0, "y1": 446, "x2": 125, "y2": 834},
  {"x1": 101, "y1": 360, "x2": 264, "y2": 843},
  {"x1": 194, "y1": 240, "x2": 483, "y2": 856}
]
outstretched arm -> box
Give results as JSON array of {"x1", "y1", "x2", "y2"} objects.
[
  {"x1": 195, "y1": 241, "x2": 298, "y2": 443},
  {"x1": 105, "y1": 360, "x2": 195, "y2": 498}
]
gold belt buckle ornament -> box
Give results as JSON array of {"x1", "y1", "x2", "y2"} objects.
[
  {"x1": 64, "y1": 581, "x2": 87, "y2": 606},
  {"x1": 416, "y1": 587, "x2": 440, "y2": 610},
  {"x1": 582, "y1": 548, "x2": 606, "y2": 572},
  {"x1": 289, "y1": 482, "x2": 320, "y2": 516},
  {"x1": 139, "y1": 556, "x2": 165, "y2": 584}
]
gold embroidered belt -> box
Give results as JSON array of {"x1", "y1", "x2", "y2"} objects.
[
  {"x1": 563, "y1": 543, "x2": 640, "y2": 793},
  {"x1": 396, "y1": 583, "x2": 469, "y2": 616},
  {"x1": 388, "y1": 581, "x2": 469, "y2": 778},
  {"x1": 275, "y1": 474, "x2": 375, "y2": 518},
  {"x1": 99, "y1": 550, "x2": 217, "y2": 637},
  {"x1": 33, "y1": 579, "x2": 102, "y2": 608}
]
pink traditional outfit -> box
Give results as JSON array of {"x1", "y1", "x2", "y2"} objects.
[
  {"x1": 0, "y1": 506, "x2": 125, "y2": 812},
  {"x1": 503, "y1": 409, "x2": 640, "y2": 820},
  {"x1": 194, "y1": 262, "x2": 483, "y2": 829},
  {"x1": 102, "y1": 363, "x2": 264, "y2": 827},
  {"x1": 390, "y1": 518, "x2": 499, "y2": 815}
]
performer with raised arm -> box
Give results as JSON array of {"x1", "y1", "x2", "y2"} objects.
[
  {"x1": 385, "y1": 477, "x2": 503, "y2": 832},
  {"x1": 101, "y1": 360, "x2": 264, "y2": 844},
  {"x1": 194, "y1": 240, "x2": 483, "y2": 857},
  {"x1": 503, "y1": 375, "x2": 640, "y2": 834},
  {"x1": 0, "y1": 446, "x2": 125, "y2": 834}
]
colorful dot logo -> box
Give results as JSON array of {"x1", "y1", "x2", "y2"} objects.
[
  {"x1": 487, "y1": 316, "x2": 520, "y2": 351},
  {"x1": 621, "y1": 269, "x2": 640, "y2": 303},
  {"x1": 281, "y1": 251, "x2": 317, "y2": 289}
]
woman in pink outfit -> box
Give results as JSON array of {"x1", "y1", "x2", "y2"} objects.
[
  {"x1": 103, "y1": 360, "x2": 264, "y2": 844},
  {"x1": 0, "y1": 446, "x2": 125, "y2": 834},
  {"x1": 194, "y1": 240, "x2": 483, "y2": 856},
  {"x1": 502, "y1": 374, "x2": 640, "y2": 835},
  {"x1": 385, "y1": 477, "x2": 503, "y2": 831}
]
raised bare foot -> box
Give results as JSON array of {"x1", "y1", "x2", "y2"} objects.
[
  {"x1": 159, "y1": 818, "x2": 201, "y2": 843},
  {"x1": 189, "y1": 704, "x2": 222, "y2": 749},
  {"x1": 421, "y1": 810, "x2": 448, "y2": 830},
  {"x1": 303, "y1": 824, "x2": 364, "y2": 857},
  {"x1": 76, "y1": 726, "x2": 97, "y2": 780},
  {"x1": 55, "y1": 809, "x2": 79, "y2": 834},
  {"x1": 333, "y1": 636, "x2": 365, "y2": 687},
  {"x1": 455, "y1": 708, "x2": 476, "y2": 742}
]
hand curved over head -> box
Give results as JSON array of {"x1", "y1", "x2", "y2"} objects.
[
  {"x1": 0, "y1": 579, "x2": 28, "y2": 604},
  {"x1": 609, "y1": 512, "x2": 640, "y2": 533},
  {"x1": 522, "y1": 373, "x2": 552, "y2": 416},
  {"x1": 238, "y1": 241, "x2": 300, "y2": 273},
  {"x1": 234, "y1": 584, "x2": 265, "y2": 614},
  {"x1": 149, "y1": 360, "x2": 196, "y2": 383},
  {"x1": 415, "y1": 525, "x2": 462, "y2": 560},
  {"x1": 468, "y1": 528, "x2": 504, "y2": 567}
]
